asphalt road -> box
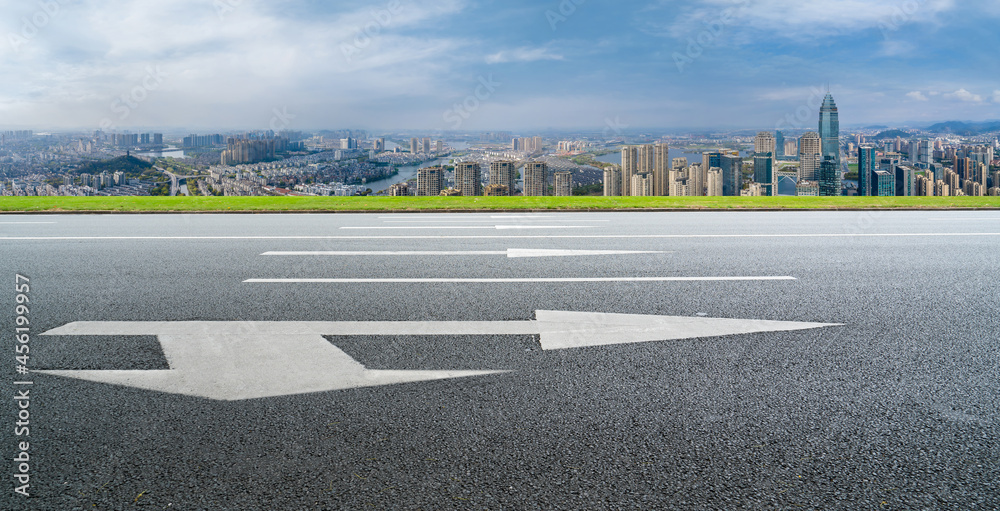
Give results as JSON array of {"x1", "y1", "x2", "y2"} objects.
[{"x1": 2, "y1": 211, "x2": 999, "y2": 510}]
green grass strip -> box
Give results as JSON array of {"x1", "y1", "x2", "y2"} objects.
[{"x1": 0, "y1": 196, "x2": 998, "y2": 212}]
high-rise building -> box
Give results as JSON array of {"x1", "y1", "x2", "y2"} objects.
[
  {"x1": 819, "y1": 93, "x2": 840, "y2": 173},
  {"x1": 785, "y1": 139, "x2": 798, "y2": 157},
  {"x1": 416, "y1": 166, "x2": 444, "y2": 196},
  {"x1": 819, "y1": 156, "x2": 841, "y2": 196},
  {"x1": 603, "y1": 168, "x2": 622, "y2": 197},
  {"x1": 873, "y1": 170, "x2": 894, "y2": 196},
  {"x1": 422, "y1": 138, "x2": 431, "y2": 154},
  {"x1": 374, "y1": 138, "x2": 385, "y2": 152},
  {"x1": 955, "y1": 158, "x2": 972, "y2": 181},
  {"x1": 688, "y1": 163, "x2": 706, "y2": 196},
  {"x1": 799, "y1": 132, "x2": 822, "y2": 181},
  {"x1": 775, "y1": 131, "x2": 786, "y2": 159},
  {"x1": 410, "y1": 138, "x2": 419, "y2": 154},
  {"x1": 435, "y1": 140, "x2": 444, "y2": 153},
  {"x1": 620, "y1": 146, "x2": 637, "y2": 196},
  {"x1": 489, "y1": 161, "x2": 517, "y2": 196},
  {"x1": 524, "y1": 162, "x2": 548, "y2": 196},
  {"x1": 720, "y1": 154, "x2": 742, "y2": 196},
  {"x1": 706, "y1": 168, "x2": 723, "y2": 196},
  {"x1": 653, "y1": 142, "x2": 669, "y2": 196},
  {"x1": 858, "y1": 145, "x2": 876, "y2": 196},
  {"x1": 753, "y1": 154, "x2": 774, "y2": 196},
  {"x1": 630, "y1": 173, "x2": 654, "y2": 196},
  {"x1": 454, "y1": 162, "x2": 482, "y2": 196},
  {"x1": 755, "y1": 132, "x2": 776, "y2": 155},
  {"x1": 895, "y1": 165, "x2": 916, "y2": 197},
  {"x1": 554, "y1": 171, "x2": 573, "y2": 196}
]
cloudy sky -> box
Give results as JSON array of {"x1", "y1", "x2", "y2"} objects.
[{"x1": 1, "y1": 0, "x2": 999, "y2": 132}]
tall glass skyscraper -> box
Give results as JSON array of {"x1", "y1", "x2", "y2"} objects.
[
  {"x1": 858, "y1": 145, "x2": 876, "y2": 196},
  {"x1": 819, "y1": 93, "x2": 840, "y2": 174}
]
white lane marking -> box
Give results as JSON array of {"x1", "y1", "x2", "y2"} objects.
[
  {"x1": 380, "y1": 220, "x2": 611, "y2": 223},
  {"x1": 261, "y1": 249, "x2": 669, "y2": 258},
  {"x1": 340, "y1": 225, "x2": 594, "y2": 230},
  {"x1": 245, "y1": 277, "x2": 796, "y2": 283},
  {"x1": 927, "y1": 218, "x2": 1000, "y2": 221},
  {"x1": 4, "y1": 233, "x2": 1000, "y2": 240},
  {"x1": 39, "y1": 312, "x2": 841, "y2": 400}
]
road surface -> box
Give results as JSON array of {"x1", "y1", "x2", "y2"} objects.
[{"x1": 2, "y1": 211, "x2": 998, "y2": 509}]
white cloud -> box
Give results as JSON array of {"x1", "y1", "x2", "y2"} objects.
[
  {"x1": 0, "y1": 0, "x2": 474, "y2": 129},
  {"x1": 943, "y1": 88, "x2": 984, "y2": 103},
  {"x1": 485, "y1": 47, "x2": 565, "y2": 64},
  {"x1": 906, "y1": 91, "x2": 929, "y2": 101},
  {"x1": 993, "y1": 90, "x2": 1000, "y2": 103},
  {"x1": 668, "y1": 0, "x2": 956, "y2": 39}
]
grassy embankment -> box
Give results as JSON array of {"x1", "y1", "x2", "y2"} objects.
[{"x1": 1, "y1": 196, "x2": 998, "y2": 212}]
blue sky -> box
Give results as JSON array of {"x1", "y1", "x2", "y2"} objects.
[{"x1": 1, "y1": 0, "x2": 999, "y2": 132}]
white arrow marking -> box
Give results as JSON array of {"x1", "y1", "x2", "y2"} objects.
[
  {"x1": 261, "y1": 249, "x2": 668, "y2": 258},
  {"x1": 38, "y1": 312, "x2": 840, "y2": 401}
]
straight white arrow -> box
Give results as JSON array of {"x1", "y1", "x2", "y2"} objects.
[
  {"x1": 39, "y1": 312, "x2": 841, "y2": 401},
  {"x1": 262, "y1": 249, "x2": 668, "y2": 258}
]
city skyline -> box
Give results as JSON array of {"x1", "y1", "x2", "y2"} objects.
[{"x1": 2, "y1": 1, "x2": 1000, "y2": 131}]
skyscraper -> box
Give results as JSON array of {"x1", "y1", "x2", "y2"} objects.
[
  {"x1": 603, "y1": 168, "x2": 622, "y2": 196},
  {"x1": 489, "y1": 161, "x2": 517, "y2": 196},
  {"x1": 416, "y1": 166, "x2": 444, "y2": 196},
  {"x1": 799, "y1": 132, "x2": 821, "y2": 181},
  {"x1": 819, "y1": 156, "x2": 841, "y2": 196},
  {"x1": 523, "y1": 162, "x2": 548, "y2": 196},
  {"x1": 755, "y1": 132, "x2": 776, "y2": 155},
  {"x1": 554, "y1": 171, "x2": 573, "y2": 196},
  {"x1": 819, "y1": 93, "x2": 840, "y2": 173},
  {"x1": 454, "y1": 162, "x2": 482, "y2": 196},
  {"x1": 858, "y1": 145, "x2": 876, "y2": 197},
  {"x1": 720, "y1": 154, "x2": 742, "y2": 196},
  {"x1": 653, "y1": 142, "x2": 669, "y2": 196},
  {"x1": 410, "y1": 138, "x2": 419, "y2": 154},
  {"x1": 620, "y1": 146, "x2": 637, "y2": 196},
  {"x1": 775, "y1": 131, "x2": 785, "y2": 159},
  {"x1": 753, "y1": 154, "x2": 775, "y2": 196}
]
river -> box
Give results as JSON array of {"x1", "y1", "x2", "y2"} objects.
[
  {"x1": 365, "y1": 141, "x2": 471, "y2": 192},
  {"x1": 135, "y1": 146, "x2": 187, "y2": 159}
]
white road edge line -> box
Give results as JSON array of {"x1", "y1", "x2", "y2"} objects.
[
  {"x1": 4, "y1": 233, "x2": 1000, "y2": 240},
  {"x1": 261, "y1": 249, "x2": 670, "y2": 258},
  {"x1": 340, "y1": 226, "x2": 595, "y2": 230},
  {"x1": 244, "y1": 277, "x2": 797, "y2": 283}
]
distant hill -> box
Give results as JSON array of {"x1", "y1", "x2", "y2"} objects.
[
  {"x1": 872, "y1": 129, "x2": 912, "y2": 140},
  {"x1": 74, "y1": 155, "x2": 154, "y2": 177},
  {"x1": 926, "y1": 121, "x2": 1000, "y2": 135}
]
